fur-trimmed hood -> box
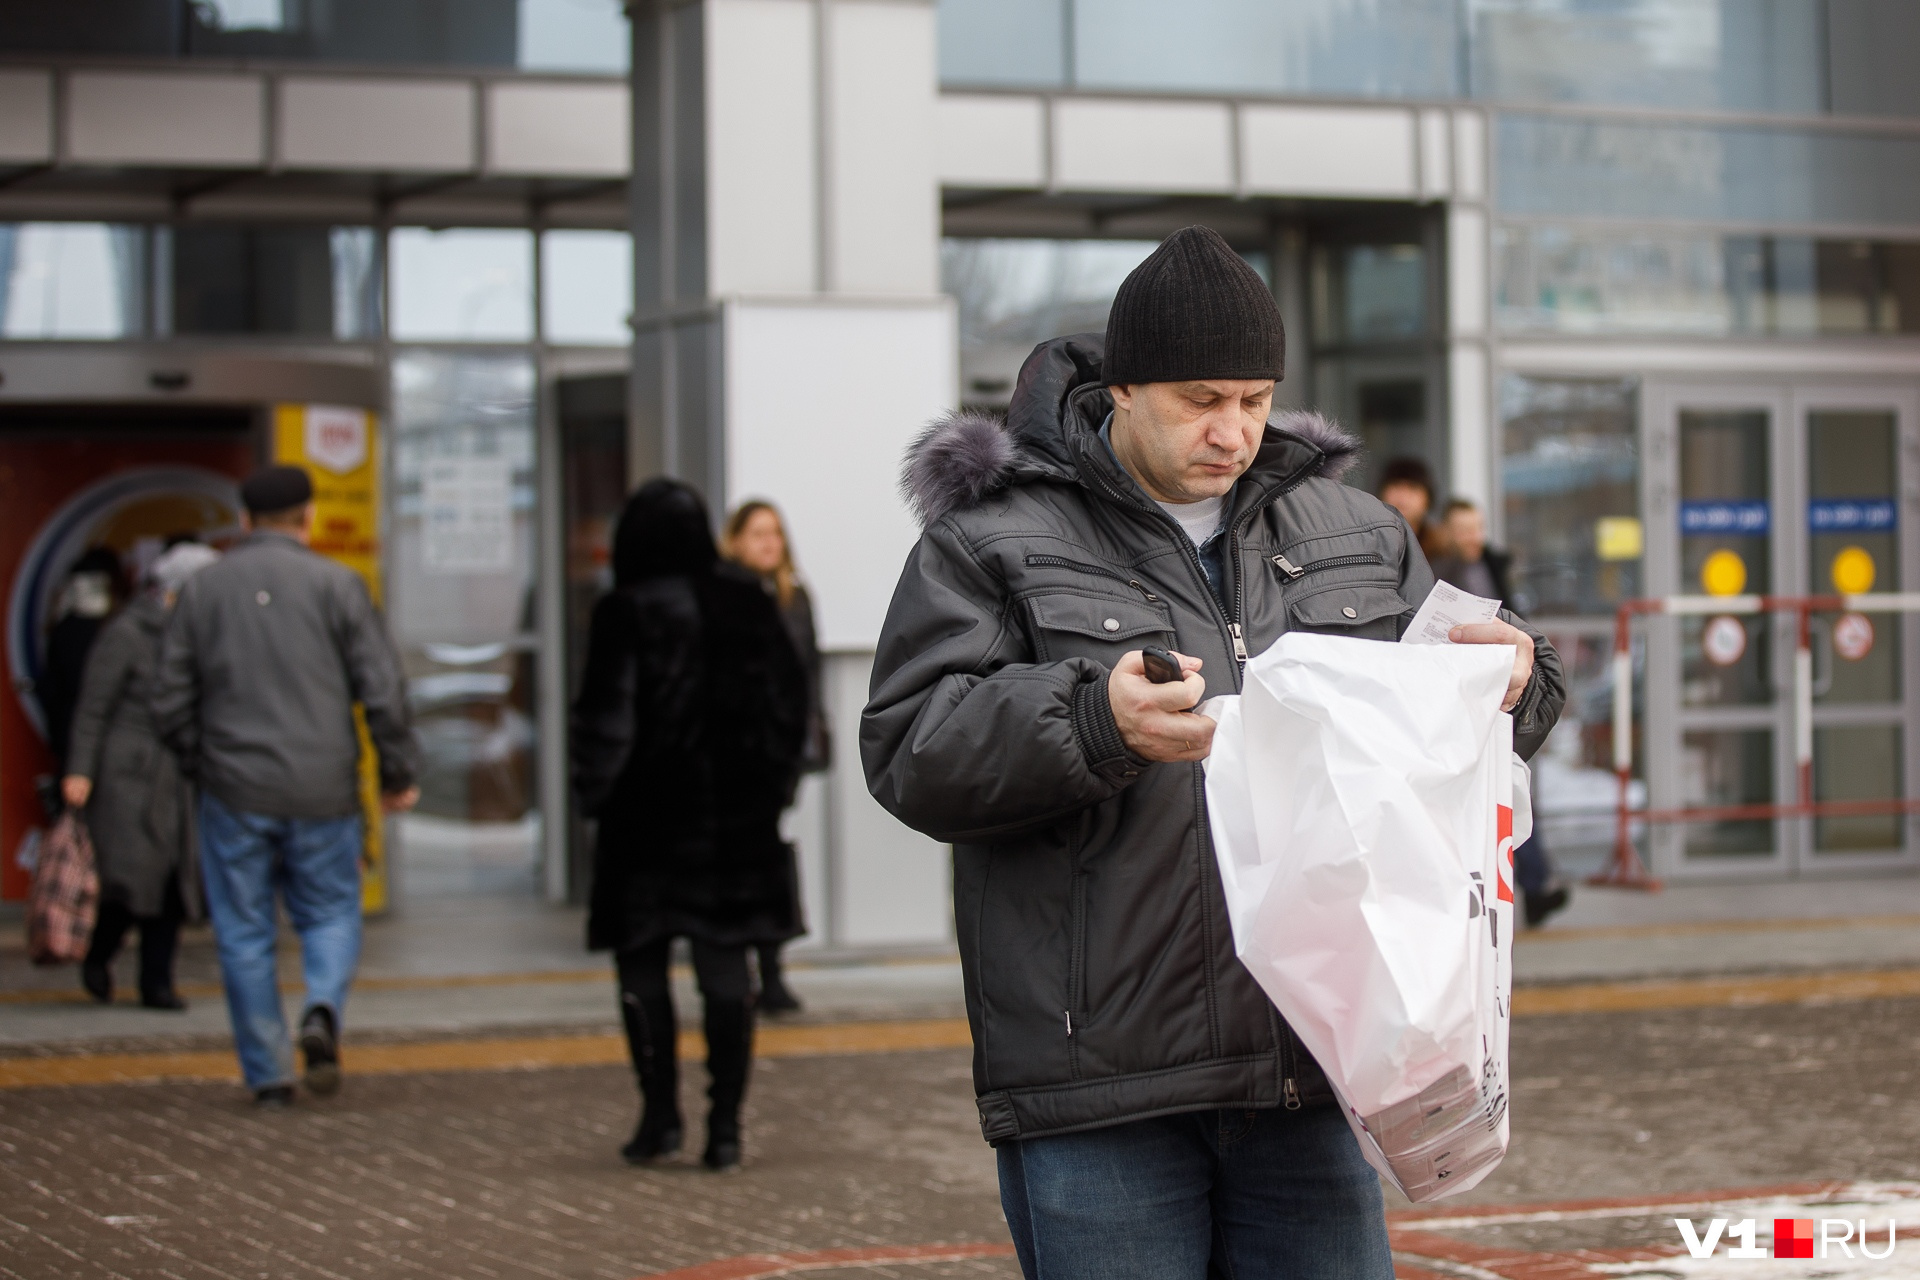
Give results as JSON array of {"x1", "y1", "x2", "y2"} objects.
[{"x1": 901, "y1": 335, "x2": 1361, "y2": 527}]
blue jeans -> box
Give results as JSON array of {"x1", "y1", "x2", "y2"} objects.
[
  {"x1": 997, "y1": 1103, "x2": 1393, "y2": 1280},
  {"x1": 198, "y1": 792, "x2": 364, "y2": 1091}
]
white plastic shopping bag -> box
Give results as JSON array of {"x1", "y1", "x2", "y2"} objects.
[{"x1": 1202, "y1": 630, "x2": 1519, "y2": 1202}]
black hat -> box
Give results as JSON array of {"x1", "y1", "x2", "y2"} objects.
[
  {"x1": 241, "y1": 465, "x2": 313, "y2": 516},
  {"x1": 1102, "y1": 226, "x2": 1285, "y2": 387}
]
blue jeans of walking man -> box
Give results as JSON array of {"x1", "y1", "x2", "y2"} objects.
[
  {"x1": 997, "y1": 1103, "x2": 1394, "y2": 1280},
  {"x1": 198, "y1": 791, "x2": 364, "y2": 1090}
]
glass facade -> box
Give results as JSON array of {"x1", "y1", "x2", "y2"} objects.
[
  {"x1": 934, "y1": 0, "x2": 1920, "y2": 117},
  {"x1": 0, "y1": 225, "x2": 146, "y2": 340},
  {"x1": 0, "y1": 0, "x2": 630, "y2": 73},
  {"x1": 1496, "y1": 226, "x2": 1920, "y2": 336},
  {"x1": 1495, "y1": 115, "x2": 1920, "y2": 227}
]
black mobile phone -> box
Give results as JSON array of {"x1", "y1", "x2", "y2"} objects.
[{"x1": 1140, "y1": 646, "x2": 1182, "y2": 684}]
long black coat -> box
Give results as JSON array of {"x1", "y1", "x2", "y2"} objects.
[{"x1": 572, "y1": 563, "x2": 808, "y2": 953}]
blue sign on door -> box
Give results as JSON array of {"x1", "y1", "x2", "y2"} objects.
[
  {"x1": 1808, "y1": 499, "x2": 1896, "y2": 531},
  {"x1": 1680, "y1": 501, "x2": 1770, "y2": 534}
]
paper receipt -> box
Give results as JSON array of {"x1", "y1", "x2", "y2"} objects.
[{"x1": 1401, "y1": 579, "x2": 1501, "y2": 645}]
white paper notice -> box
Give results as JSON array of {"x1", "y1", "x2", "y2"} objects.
[
  {"x1": 1401, "y1": 579, "x2": 1501, "y2": 645},
  {"x1": 422, "y1": 457, "x2": 513, "y2": 574}
]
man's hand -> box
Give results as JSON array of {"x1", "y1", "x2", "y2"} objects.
[
  {"x1": 1109, "y1": 650, "x2": 1213, "y2": 763},
  {"x1": 382, "y1": 786, "x2": 421, "y2": 814},
  {"x1": 1449, "y1": 620, "x2": 1535, "y2": 711},
  {"x1": 62, "y1": 775, "x2": 91, "y2": 809}
]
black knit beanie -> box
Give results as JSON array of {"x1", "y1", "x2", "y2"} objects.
[{"x1": 1102, "y1": 226, "x2": 1285, "y2": 386}]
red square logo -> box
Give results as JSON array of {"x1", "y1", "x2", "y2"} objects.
[{"x1": 1775, "y1": 1219, "x2": 1815, "y2": 1259}]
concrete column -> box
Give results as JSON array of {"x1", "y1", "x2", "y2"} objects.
[{"x1": 629, "y1": 0, "x2": 957, "y2": 952}]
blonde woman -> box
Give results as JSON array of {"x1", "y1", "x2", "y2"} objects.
[{"x1": 722, "y1": 501, "x2": 827, "y2": 1014}]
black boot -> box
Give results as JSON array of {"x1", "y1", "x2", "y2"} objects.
[
  {"x1": 702, "y1": 997, "x2": 752, "y2": 1171},
  {"x1": 756, "y1": 944, "x2": 802, "y2": 1015},
  {"x1": 620, "y1": 991, "x2": 683, "y2": 1164}
]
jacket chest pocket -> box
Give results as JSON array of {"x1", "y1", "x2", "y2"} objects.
[
  {"x1": 1026, "y1": 592, "x2": 1174, "y2": 665},
  {"x1": 1288, "y1": 584, "x2": 1407, "y2": 642}
]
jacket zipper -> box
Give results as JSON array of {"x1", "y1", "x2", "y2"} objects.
[
  {"x1": 1024, "y1": 553, "x2": 1161, "y2": 603},
  {"x1": 1270, "y1": 551, "x2": 1386, "y2": 580},
  {"x1": 1280, "y1": 1024, "x2": 1302, "y2": 1110}
]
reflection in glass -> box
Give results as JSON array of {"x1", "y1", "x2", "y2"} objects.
[
  {"x1": 1813, "y1": 725, "x2": 1904, "y2": 853},
  {"x1": 0, "y1": 224, "x2": 145, "y2": 339},
  {"x1": 390, "y1": 228, "x2": 534, "y2": 343},
  {"x1": 1072, "y1": 0, "x2": 1459, "y2": 98},
  {"x1": 169, "y1": 225, "x2": 380, "y2": 339},
  {"x1": 1496, "y1": 225, "x2": 1920, "y2": 337},
  {"x1": 1469, "y1": 0, "x2": 1822, "y2": 114},
  {"x1": 938, "y1": 0, "x2": 1067, "y2": 86},
  {"x1": 1681, "y1": 728, "x2": 1774, "y2": 856},
  {"x1": 1808, "y1": 410, "x2": 1899, "y2": 704},
  {"x1": 542, "y1": 230, "x2": 632, "y2": 346},
  {"x1": 518, "y1": 0, "x2": 630, "y2": 73},
  {"x1": 1313, "y1": 243, "x2": 1427, "y2": 344},
  {"x1": 390, "y1": 352, "x2": 541, "y2": 896},
  {"x1": 1496, "y1": 116, "x2": 1920, "y2": 229},
  {"x1": 1679, "y1": 409, "x2": 1771, "y2": 707},
  {"x1": 1500, "y1": 376, "x2": 1640, "y2": 616}
]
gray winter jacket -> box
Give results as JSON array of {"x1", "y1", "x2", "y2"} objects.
[
  {"x1": 862, "y1": 335, "x2": 1564, "y2": 1144},
  {"x1": 153, "y1": 531, "x2": 417, "y2": 819}
]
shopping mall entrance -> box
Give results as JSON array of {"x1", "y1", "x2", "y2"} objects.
[
  {"x1": 1639, "y1": 379, "x2": 1920, "y2": 878},
  {"x1": 0, "y1": 346, "x2": 569, "y2": 912}
]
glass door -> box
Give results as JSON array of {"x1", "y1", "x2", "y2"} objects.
[
  {"x1": 1644, "y1": 382, "x2": 1920, "y2": 878},
  {"x1": 1789, "y1": 386, "x2": 1920, "y2": 871},
  {"x1": 1644, "y1": 386, "x2": 1795, "y2": 877}
]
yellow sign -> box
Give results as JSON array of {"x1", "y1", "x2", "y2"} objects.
[
  {"x1": 1701, "y1": 548, "x2": 1748, "y2": 597},
  {"x1": 1595, "y1": 516, "x2": 1644, "y2": 562},
  {"x1": 1831, "y1": 545, "x2": 1876, "y2": 595},
  {"x1": 273, "y1": 403, "x2": 390, "y2": 914}
]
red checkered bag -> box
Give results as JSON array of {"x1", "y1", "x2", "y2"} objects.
[{"x1": 27, "y1": 813, "x2": 98, "y2": 965}]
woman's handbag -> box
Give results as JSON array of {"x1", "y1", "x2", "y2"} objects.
[{"x1": 27, "y1": 812, "x2": 99, "y2": 965}]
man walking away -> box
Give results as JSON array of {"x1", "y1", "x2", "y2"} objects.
[
  {"x1": 153, "y1": 466, "x2": 419, "y2": 1108},
  {"x1": 863, "y1": 227, "x2": 1563, "y2": 1278}
]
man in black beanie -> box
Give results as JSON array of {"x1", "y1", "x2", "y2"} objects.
[
  {"x1": 864, "y1": 226, "x2": 1564, "y2": 1278},
  {"x1": 153, "y1": 464, "x2": 419, "y2": 1109}
]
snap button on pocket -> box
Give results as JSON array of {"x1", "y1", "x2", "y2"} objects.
[
  {"x1": 1342, "y1": 606, "x2": 1357, "y2": 618},
  {"x1": 1103, "y1": 618, "x2": 1119, "y2": 632}
]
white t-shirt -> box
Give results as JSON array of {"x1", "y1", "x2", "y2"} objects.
[{"x1": 1156, "y1": 494, "x2": 1225, "y2": 546}]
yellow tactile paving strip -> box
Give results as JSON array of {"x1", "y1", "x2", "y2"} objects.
[
  {"x1": 6, "y1": 967, "x2": 1919, "y2": 1091},
  {"x1": 1512, "y1": 911, "x2": 1920, "y2": 944},
  {"x1": 0, "y1": 1018, "x2": 976, "y2": 1090}
]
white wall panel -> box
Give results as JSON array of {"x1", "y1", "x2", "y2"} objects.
[
  {"x1": 937, "y1": 93, "x2": 1044, "y2": 188},
  {"x1": 1419, "y1": 108, "x2": 1451, "y2": 199},
  {"x1": 1053, "y1": 98, "x2": 1232, "y2": 193},
  {"x1": 0, "y1": 71, "x2": 52, "y2": 162},
  {"x1": 280, "y1": 77, "x2": 474, "y2": 171},
  {"x1": 1239, "y1": 104, "x2": 1414, "y2": 198},
  {"x1": 1449, "y1": 343, "x2": 1491, "y2": 507},
  {"x1": 825, "y1": 651, "x2": 952, "y2": 948},
  {"x1": 709, "y1": 0, "x2": 818, "y2": 295},
  {"x1": 1448, "y1": 205, "x2": 1488, "y2": 337},
  {"x1": 826, "y1": 1, "x2": 940, "y2": 294},
  {"x1": 724, "y1": 298, "x2": 956, "y2": 650},
  {"x1": 68, "y1": 72, "x2": 262, "y2": 167},
  {"x1": 486, "y1": 81, "x2": 628, "y2": 176},
  {"x1": 1453, "y1": 110, "x2": 1486, "y2": 200}
]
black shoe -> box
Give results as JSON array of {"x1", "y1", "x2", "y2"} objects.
[
  {"x1": 757, "y1": 982, "x2": 803, "y2": 1016},
  {"x1": 299, "y1": 1006, "x2": 340, "y2": 1097},
  {"x1": 702, "y1": 1137, "x2": 741, "y2": 1172},
  {"x1": 81, "y1": 958, "x2": 113, "y2": 1004},
  {"x1": 621, "y1": 1121, "x2": 684, "y2": 1165},
  {"x1": 1523, "y1": 883, "x2": 1571, "y2": 928},
  {"x1": 254, "y1": 1085, "x2": 295, "y2": 1110},
  {"x1": 140, "y1": 989, "x2": 188, "y2": 1011}
]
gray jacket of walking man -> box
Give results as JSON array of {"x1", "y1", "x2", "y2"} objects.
[{"x1": 152, "y1": 530, "x2": 417, "y2": 818}]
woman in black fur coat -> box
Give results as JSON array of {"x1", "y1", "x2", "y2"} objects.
[{"x1": 571, "y1": 479, "x2": 807, "y2": 1171}]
